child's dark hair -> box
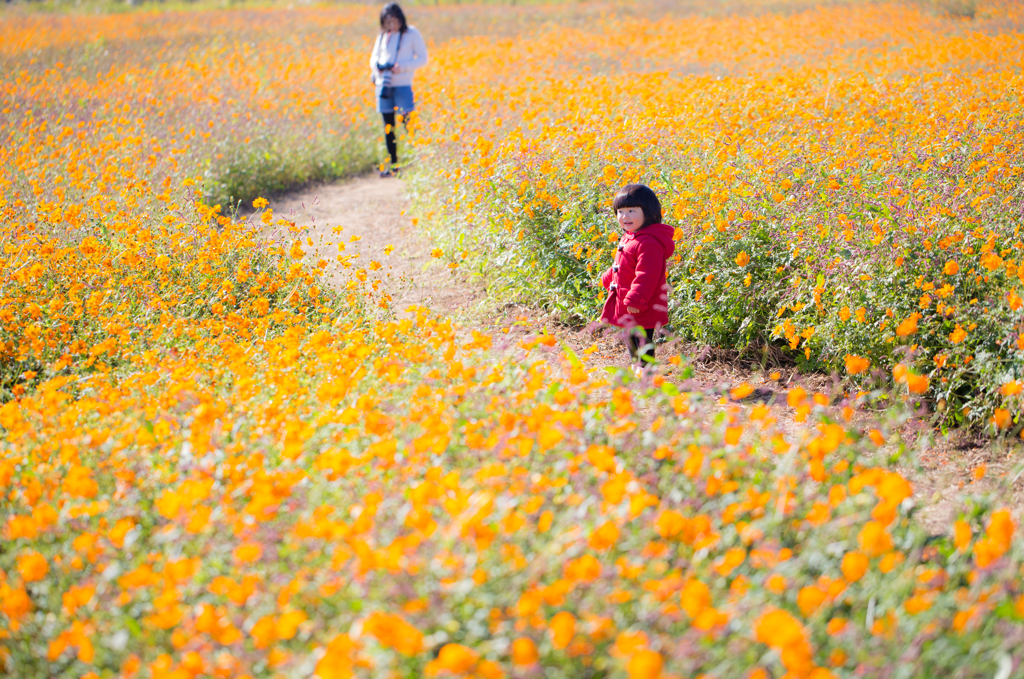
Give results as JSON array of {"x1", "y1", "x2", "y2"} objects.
[
  {"x1": 612, "y1": 184, "x2": 662, "y2": 227},
  {"x1": 380, "y1": 3, "x2": 409, "y2": 33}
]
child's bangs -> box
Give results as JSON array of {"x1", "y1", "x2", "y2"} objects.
[{"x1": 612, "y1": 193, "x2": 644, "y2": 212}]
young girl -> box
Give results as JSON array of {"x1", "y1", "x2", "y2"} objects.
[{"x1": 600, "y1": 184, "x2": 675, "y2": 367}]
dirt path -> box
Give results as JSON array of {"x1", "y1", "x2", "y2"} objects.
[
  {"x1": 266, "y1": 175, "x2": 488, "y2": 318},
  {"x1": 266, "y1": 174, "x2": 1015, "y2": 529}
]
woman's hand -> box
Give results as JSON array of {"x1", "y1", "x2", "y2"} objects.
[
  {"x1": 627, "y1": 306, "x2": 640, "y2": 314},
  {"x1": 391, "y1": 64, "x2": 403, "y2": 74}
]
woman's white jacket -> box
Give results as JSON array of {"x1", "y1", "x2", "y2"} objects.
[{"x1": 370, "y1": 27, "x2": 428, "y2": 88}]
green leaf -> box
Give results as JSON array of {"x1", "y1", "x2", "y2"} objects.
[
  {"x1": 560, "y1": 342, "x2": 583, "y2": 368},
  {"x1": 995, "y1": 598, "x2": 1022, "y2": 621}
]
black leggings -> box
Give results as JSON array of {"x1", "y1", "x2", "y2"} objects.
[
  {"x1": 625, "y1": 327, "x2": 656, "y2": 365},
  {"x1": 381, "y1": 112, "x2": 411, "y2": 166}
]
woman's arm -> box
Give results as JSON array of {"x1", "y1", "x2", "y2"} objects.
[
  {"x1": 369, "y1": 33, "x2": 382, "y2": 77},
  {"x1": 396, "y1": 27, "x2": 428, "y2": 72}
]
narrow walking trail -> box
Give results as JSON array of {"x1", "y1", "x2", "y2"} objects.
[
  {"x1": 266, "y1": 175, "x2": 1002, "y2": 531},
  {"x1": 267, "y1": 175, "x2": 486, "y2": 317}
]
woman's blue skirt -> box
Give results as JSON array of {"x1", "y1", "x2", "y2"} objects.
[{"x1": 377, "y1": 85, "x2": 415, "y2": 115}]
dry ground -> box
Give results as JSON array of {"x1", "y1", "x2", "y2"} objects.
[{"x1": 263, "y1": 174, "x2": 1024, "y2": 532}]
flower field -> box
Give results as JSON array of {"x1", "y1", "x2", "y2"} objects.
[
  {"x1": 412, "y1": 0, "x2": 1024, "y2": 429},
  {"x1": 2, "y1": 1, "x2": 1024, "y2": 677}
]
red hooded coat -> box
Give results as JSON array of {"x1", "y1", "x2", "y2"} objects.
[{"x1": 600, "y1": 223, "x2": 675, "y2": 329}]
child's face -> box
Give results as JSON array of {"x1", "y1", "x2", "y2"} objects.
[{"x1": 616, "y1": 207, "x2": 645, "y2": 233}]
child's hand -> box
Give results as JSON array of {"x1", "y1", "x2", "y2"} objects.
[{"x1": 627, "y1": 306, "x2": 640, "y2": 314}]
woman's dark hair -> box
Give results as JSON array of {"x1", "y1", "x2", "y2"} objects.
[
  {"x1": 612, "y1": 183, "x2": 662, "y2": 227},
  {"x1": 380, "y1": 3, "x2": 409, "y2": 33}
]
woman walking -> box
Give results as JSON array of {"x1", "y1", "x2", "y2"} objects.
[{"x1": 369, "y1": 3, "x2": 428, "y2": 178}]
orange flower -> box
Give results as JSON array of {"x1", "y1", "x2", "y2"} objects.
[
  {"x1": 680, "y1": 579, "x2": 712, "y2": 618},
  {"x1": 62, "y1": 584, "x2": 95, "y2": 616},
  {"x1": 276, "y1": 610, "x2": 307, "y2": 641},
  {"x1": 797, "y1": 585, "x2": 827, "y2": 617},
  {"x1": 610, "y1": 631, "x2": 648, "y2": 659},
  {"x1": 655, "y1": 510, "x2": 687, "y2": 540},
  {"x1": 906, "y1": 373, "x2": 929, "y2": 394},
  {"x1": 564, "y1": 554, "x2": 602, "y2": 582},
  {"x1": 841, "y1": 551, "x2": 869, "y2": 582},
  {"x1": 17, "y1": 551, "x2": 48, "y2": 583},
  {"x1": 315, "y1": 634, "x2": 357, "y2": 679},
  {"x1": 713, "y1": 547, "x2": 746, "y2": 576},
  {"x1": 1001, "y1": 381, "x2": 1023, "y2": 396},
  {"x1": 363, "y1": 612, "x2": 424, "y2": 656},
  {"x1": 766, "y1": 574, "x2": 787, "y2": 593},
  {"x1": 250, "y1": 615, "x2": 277, "y2": 649},
  {"x1": 232, "y1": 542, "x2": 263, "y2": 564},
  {"x1": 0, "y1": 582, "x2": 33, "y2": 621},
  {"x1": 826, "y1": 618, "x2": 847, "y2": 635},
  {"x1": 730, "y1": 382, "x2": 754, "y2": 400},
  {"x1": 549, "y1": 611, "x2": 576, "y2": 649},
  {"x1": 64, "y1": 465, "x2": 99, "y2": 499},
  {"x1": 627, "y1": 649, "x2": 664, "y2": 679},
  {"x1": 943, "y1": 260, "x2": 959, "y2": 275},
  {"x1": 986, "y1": 509, "x2": 1015, "y2": 551},
  {"x1": 511, "y1": 638, "x2": 538, "y2": 666},
  {"x1": 954, "y1": 520, "x2": 972, "y2": 550},
  {"x1": 426, "y1": 643, "x2": 479, "y2": 676},
  {"x1": 904, "y1": 593, "x2": 933, "y2": 615},
  {"x1": 754, "y1": 610, "x2": 804, "y2": 647},
  {"x1": 588, "y1": 520, "x2": 620, "y2": 551},
  {"x1": 895, "y1": 314, "x2": 918, "y2": 337},
  {"x1": 858, "y1": 521, "x2": 893, "y2": 557},
  {"x1": 844, "y1": 354, "x2": 870, "y2": 375}
]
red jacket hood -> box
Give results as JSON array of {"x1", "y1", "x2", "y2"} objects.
[{"x1": 630, "y1": 223, "x2": 675, "y2": 258}]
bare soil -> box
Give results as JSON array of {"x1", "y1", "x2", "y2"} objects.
[{"x1": 265, "y1": 174, "x2": 488, "y2": 318}]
